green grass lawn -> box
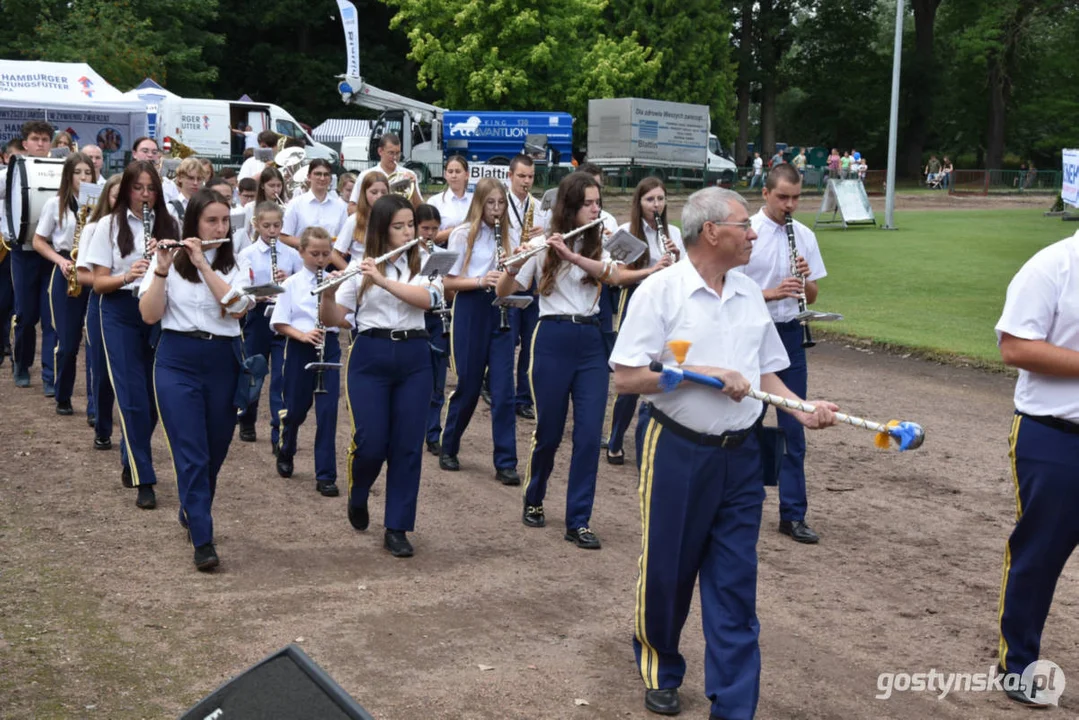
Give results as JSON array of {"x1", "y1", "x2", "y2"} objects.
[{"x1": 804, "y1": 209, "x2": 1070, "y2": 365}]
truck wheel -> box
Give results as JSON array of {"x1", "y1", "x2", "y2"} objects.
[{"x1": 405, "y1": 162, "x2": 429, "y2": 185}]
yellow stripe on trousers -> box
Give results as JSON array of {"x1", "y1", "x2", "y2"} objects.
[
  {"x1": 48, "y1": 266, "x2": 60, "y2": 390},
  {"x1": 345, "y1": 333, "x2": 358, "y2": 501},
  {"x1": 635, "y1": 417, "x2": 662, "y2": 689},
  {"x1": 996, "y1": 413, "x2": 1024, "y2": 672},
  {"x1": 99, "y1": 296, "x2": 143, "y2": 486},
  {"x1": 521, "y1": 319, "x2": 543, "y2": 500}
]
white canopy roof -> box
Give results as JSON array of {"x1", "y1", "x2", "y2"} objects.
[
  {"x1": 0, "y1": 60, "x2": 147, "y2": 113},
  {"x1": 312, "y1": 118, "x2": 375, "y2": 143}
]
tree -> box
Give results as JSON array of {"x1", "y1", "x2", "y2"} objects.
[
  {"x1": 733, "y1": 0, "x2": 754, "y2": 166},
  {"x1": 902, "y1": 0, "x2": 944, "y2": 178},
  {"x1": 754, "y1": 0, "x2": 793, "y2": 158}
]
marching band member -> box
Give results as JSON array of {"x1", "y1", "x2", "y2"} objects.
[
  {"x1": 415, "y1": 204, "x2": 450, "y2": 454},
  {"x1": 319, "y1": 195, "x2": 440, "y2": 558},
  {"x1": 236, "y1": 202, "x2": 303, "y2": 449},
  {"x1": 426, "y1": 155, "x2": 472, "y2": 246},
  {"x1": 271, "y1": 227, "x2": 340, "y2": 496},
  {"x1": 605, "y1": 177, "x2": 684, "y2": 465},
  {"x1": 80, "y1": 144, "x2": 106, "y2": 185},
  {"x1": 282, "y1": 159, "x2": 347, "y2": 250},
  {"x1": 610, "y1": 186, "x2": 836, "y2": 719},
  {"x1": 238, "y1": 131, "x2": 278, "y2": 181},
  {"x1": 31, "y1": 153, "x2": 96, "y2": 415},
  {"x1": 347, "y1": 133, "x2": 422, "y2": 212},
  {"x1": 51, "y1": 132, "x2": 74, "y2": 152},
  {"x1": 139, "y1": 189, "x2": 252, "y2": 571},
  {"x1": 131, "y1": 137, "x2": 177, "y2": 203},
  {"x1": 236, "y1": 167, "x2": 289, "y2": 253},
  {"x1": 332, "y1": 171, "x2": 388, "y2": 270},
  {"x1": 166, "y1": 157, "x2": 207, "y2": 224},
  {"x1": 439, "y1": 179, "x2": 520, "y2": 484},
  {"x1": 10, "y1": 120, "x2": 58, "y2": 393},
  {"x1": 237, "y1": 178, "x2": 257, "y2": 208},
  {"x1": 337, "y1": 173, "x2": 356, "y2": 203},
  {"x1": 495, "y1": 172, "x2": 626, "y2": 549},
  {"x1": 85, "y1": 161, "x2": 180, "y2": 508},
  {"x1": 76, "y1": 175, "x2": 123, "y2": 450}
]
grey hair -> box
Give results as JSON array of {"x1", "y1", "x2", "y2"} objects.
[{"x1": 681, "y1": 187, "x2": 748, "y2": 246}]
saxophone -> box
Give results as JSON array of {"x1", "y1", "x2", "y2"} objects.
[
  {"x1": 522, "y1": 195, "x2": 535, "y2": 241},
  {"x1": 67, "y1": 203, "x2": 95, "y2": 297}
]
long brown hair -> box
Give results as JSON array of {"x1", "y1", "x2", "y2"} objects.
[
  {"x1": 56, "y1": 152, "x2": 96, "y2": 228},
  {"x1": 357, "y1": 195, "x2": 420, "y2": 304},
  {"x1": 173, "y1": 189, "x2": 236, "y2": 283},
  {"x1": 89, "y1": 175, "x2": 123, "y2": 223},
  {"x1": 458, "y1": 177, "x2": 511, "y2": 274},
  {"x1": 353, "y1": 171, "x2": 388, "y2": 242},
  {"x1": 256, "y1": 166, "x2": 286, "y2": 206},
  {"x1": 539, "y1": 173, "x2": 602, "y2": 296},
  {"x1": 627, "y1": 176, "x2": 666, "y2": 270},
  {"x1": 112, "y1": 161, "x2": 179, "y2": 257}
]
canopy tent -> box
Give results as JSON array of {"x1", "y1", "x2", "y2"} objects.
[{"x1": 312, "y1": 118, "x2": 374, "y2": 144}]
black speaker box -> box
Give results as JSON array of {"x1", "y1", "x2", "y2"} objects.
[{"x1": 180, "y1": 644, "x2": 375, "y2": 720}]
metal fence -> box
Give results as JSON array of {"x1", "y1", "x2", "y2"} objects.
[{"x1": 949, "y1": 169, "x2": 1061, "y2": 196}]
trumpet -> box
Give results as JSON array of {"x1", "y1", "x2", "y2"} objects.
[
  {"x1": 501, "y1": 216, "x2": 606, "y2": 268},
  {"x1": 310, "y1": 238, "x2": 424, "y2": 295}
]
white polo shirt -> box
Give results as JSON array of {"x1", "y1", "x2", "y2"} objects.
[
  {"x1": 140, "y1": 247, "x2": 253, "y2": 335},
  {"x1": 333, "y1": 213, "x2": 364, "y2": 259},
  {"x1": 334, "y1": 250, "x2": 439, "y2": 332},
  {"x1": 239, "y1": 156, "x2": 267, "y2": 181},
  {"x1": 740, "y1": 209, "x2": 827, "y2": 323},
  {"x1": 996, "y1": 233, "x2": 1079, "y2": 422},
  {"x1": 616, "y1": 221, "x2": 685, "y2": 268},
  {"x1": 271, "y1": 266, "x2": 340, "y2": 335},
  {"x1": 428, "y1": 188, "x2": 473, "y2": 231},
  {"x1": 506, "y1": 191, "x2": 550, "y2": 237},
  {"x1": 75, "y1": 221, "x2": 99, "y2": 270},
  {"x1": 513, "y1": 235, "x2": 611, "y2": 317},
  {"x1": 447, "y1": 223, "x2": 515, "y2": 279},
  {"x1": 34, "y1": 197, "x2": 77, "y2": 253},
  {"x1": 610, "y1": 260, "x2": 789, "y2": 435},
  {"x1": 237, "y1": 237, "x2": 303, "y2": 287},
  {"x1": 282, "y1": 190, "x2": 347, "y2": 239},
  {"x1": 83, "y1": 210, "x2": 178, "y2": 278}
]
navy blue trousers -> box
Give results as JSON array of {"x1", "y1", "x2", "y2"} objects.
[
  {"x1": 998, "y1": 413, "x2": 1079, "y2": 673},
  {"x1": 515, "y1": 289, "x2": 538, "y2": 409},
  {"x1": 86, "y1": 292, "x2": 123, "y2": 456},
  {"x1": 633, "y1": 404, "x2": 764, "y2": 720},
  {"x1": 425, "y1": 310, "x2": 449, "y2": 445},
  {"x1": 100, "y1": 292, "x2": 157, "y2": 486},
  {"x1": 441, "y1": 289, "x2": 518, "y2": 469},
  {"x1": 239, "y1": 303, "x2": 285, "y2": 444},
  {"x1": 599, "y1": 284, "x2": 617, "y2": 355},
  {"x1": 523, "y1": 318, "x2": 608, "y2": 529},
  {"x1": 774, "y1": 320, "x2": 808, "y2": 522},
  {"x1": 154, "y1": 332, "x2": 240, "y2": 548},
  {"x1": 347, "y1": 334, "x2": 431, "y2": 532},
  {"x1": 0, "y1": 253, "x2": 13, "y2": 358},
  {"x1": 11, "y1": 250, "x2": 55, "y2": 384},
  {"x1": 606, "y1": 284, "x2": 640, "y2": 454},
  {"x1": 46, "y1": 264, "x2": 88, "y2": 406},
  {"x1": 279, "y1": 333, "x2": 340, "y2": 483}
]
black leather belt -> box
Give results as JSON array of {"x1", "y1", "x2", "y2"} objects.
[
  {"x1": 1020, "y1": 412, "x2": 1079, "y2": 436},
  {"x1": 646, "y1": 403, "x2": 758, "y2": 449},
  {"x1": 359, "y1": 328, "x2": 430, "y2": 341},
  {"x1": 163, "y1": 329, "x2": 238, "y2": 341},
  {"x1": 544, "y1": 314, "x2": 600, "y2": 325}
]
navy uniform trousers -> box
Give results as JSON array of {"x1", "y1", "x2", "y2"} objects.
[
  {"x1": 347, "y1": 333, "x2": 431, "y2": 532},
  {"x1": 0, "y1": 253, "x2": 13, "y2": 361},
  {"x1": 154, "y1": 332, "x2": 241, "y2": 548},
  {"x1": 524, "y1": 317, "x2": 608, "y2": 530},
  {"x1": 774, "y1": 319, "x2": 809, "y2": 522},
  {"x1": 998, "y1": 413, "x2": 1079, "y2": 674},
  {"x1": 100, "y1": 292, "x2": 157, "y2": 487},
  {"x1": 606, "y1": 284, "x2": 640, "y2": 455},
  {"x1": 441, "y1": 289, "x2": 518, "y2": 470},
  {"x1": 633, "y1": 404, "x2": 764, "y2": 720},
  {"x1": 278, "y1": 334, "x2": 341, "y2": 483},
  {"x1": 514, "y1": 285, "x2": 538, "y2": 411},
  {"x1": 11, "y1": 249, "x2": 56, "y2": 384},
  {"x1": 46, "y1": 262, "x2": 88, "y2": 406},
  {"x1": 86, "y1": 292, "x2": 125, "y2": 459},
  {"x1": 424, "y1": 309, "x2": 449, "y2": 445},
  {"x1": 239, "y1": 302, "x2": 285, "y2": 445}
]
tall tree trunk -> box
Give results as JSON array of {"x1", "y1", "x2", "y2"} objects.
[
  {"x1": 760, "y1": 75, "x2": 775, "y2": 158},
  {"x1": 902, "y1": 0, "x2": 942, "y2": 179},
  {"x1": 985, "y1": 0, "x2": 1038, "y2": 169},
  {"x1": 735, "y1": 0, "x2": 753, "y2": 167},
  {"x1": 757, "y1": 0, "x2": 777, "y2": 158}
]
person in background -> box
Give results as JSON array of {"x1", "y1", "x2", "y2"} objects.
[
  {"x1": 792, "y1": 148, "x2": 807, "y2": 177},
  {"x1": 132, "y1": 137, "x2": 178, "y2": 203},
  {"x1": 237, "y1": 178, "x2": 257, "y2": 207},
  {"x1": 282, "y1": 159, "x2": 347, "y2": 250},
  {"x1": 427, "y1": 155, "x2": 471, "y2": 246},
  {"x1": 924, "y1": 154, "x2": 942, "y2": 185},
  {"x1": 239, "y1": 131, "x2": 278, "y2": 181},
  {"x1": 749, "y1": 152, "x2": 764, "y2": 190},
  {"x1": 167, "y1": 157, "x2": 208, "y2": 223},
  {"x1": 827, "y1": 148, "x2": 840, "y2": 179},
  {"x1": 337, "y1": 173, "x2": 356, "y2": 203},
  {"x1": 941, "y1": 156, "x2": 954, "y2": 189},
  {"x1": 332, "y1": 172, "x2": 387, "y2": 270},
  {"x1": 348, "y1": 133, "x2": 422, "y2": 212},
  {"x1": 0, "y1": 139, "x2": 25, "y2": 368},
  {"x1": 219, "y1": 167, "x2": 239, "y2": 204},
  {"x1": 51, "y1": 131, "x2": 74, "y2": 152},
  {"x1": 81, "y1": 144, "x2": 106, "y2": 184},
  {"x1": 769, "y1": 149, "x2": 784, "y2": 170},
  {"x1": 414, "y1": 203, "x2": 451, "y2": 455}
]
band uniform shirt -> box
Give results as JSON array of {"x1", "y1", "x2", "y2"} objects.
[
  {"x1": 167, "y1": 195, "x2": 190, "y2": 223},
  {"x1": 514, "y1": 236, "x2": 612, "y2": 317},
  {"x1": 239, "y1": 157, "x2": 266, "y2": 182},
  {"x1": 34, "y1": 197, "x2": 78, "y2": 253},
  {"x1": 162, "y1": 176, "x2": 180, "y2": 203},
  {"x1": 75, "y1": 221, "x2": 99, "y2": 271},
  {"x1": 996, "y1": 232, "x2": 1079, "y2": 423},
  {"x1": 84, "y1": 210, "x2": 178, "y2": 279},
  {"x1": 447, "y1": 223, "x2": 517, "y2": 279},
  {"x1": 237, "y1": 237, "x2": 303, "y2": 288},
  {"x1": 350, "y1": 164, "x2": 419, "y2": 205},
  {"x1": 507, "y1": 192, "x2": 550, "y2": 238},
  {"x1": 334, "y1": 250, "x2": 440, "y2": 333},
  {"x1": 428, "y1": 189, "x2": 473, "y2": 231},
  {"x1": 609, "y1": 260, "x2": 790, "y2": 435},
  {"x1": 271, "y1": 266, "x2": 341, "y2": 336},
  {"x1": 616, "y1": 221, "x2": 686, "y2": 269},
  {"x1": 333, "y1": 213, "x2": 365, "y2": 261},
  {"x1": 282, "y1": 191, "x2": 347, "y2": 239},
  {"x1": 140, "y1": 248, "x2": 253, "y2": 336},
  {"x1": 741, "y1": 210, "x2": 827, "y2": 324}
]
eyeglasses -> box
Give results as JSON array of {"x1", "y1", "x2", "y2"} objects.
[
  {"x1": 709, "y1": 220, "x2": 752, "y2": 232},
  {"x1": 310, "y1": 171, "x2": 331, "y2": 178}
]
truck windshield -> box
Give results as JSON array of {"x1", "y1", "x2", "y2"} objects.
[{"x1": 709, "y1": 136, "x2": 719, "y2": 154}]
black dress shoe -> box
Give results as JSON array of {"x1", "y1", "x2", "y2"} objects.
[
  {"x1": 239, "y1": 425, "x2": 257, "y2": 442},
  {"x1": 439, "y1": 453, "x2": 460, "y2": 471},
  {"x1": 495, "y1": 467, "x2": 520, "y2": 486},
  {"x1": 606, "y1": 448, "x2": 625, "y2": 465},
  {"x1": 522, "y1": 503, "x2": 546, "y2": 528},
  {"x1": 55, "y1": 400, "x2": 74, "y2": 416},
  {"x1": 136, "y1": 485, "x2": 157, "y2": 509},
  {"x1": 644, "y1": 688, "x2": 681, "y2": 715},
  {"x1": 779, "y1": 519, "x2": 820, "y2": 544},
  {"x1": 426, "y1": 440, "x2": 441, "y2": 455},
  {"x1": 600, "y1": 439, "x2": 608, "y2": 450},
  {"x1": 121, "y1": 465, "x2": 134, "y2": 488},
  {"x1": 271, "y1": 440, "x2": 280, "y2": 457},
  {"x1": 86, "y1": 416, "x2": 96, "y2": 428},
  {"x1": 1004, "y1": 686, "x2": 1050, "y2": 708},
  {"x1": 515, "y1": 405, "x2": 535, "y2": 420},
  {"x1": 43, "y1": 381, "x2": 55, "y2": 398},
  {"x1": 316, "y1": 481, "x2": 340, "y2": 497},
  {"x1": 13, "y1": 364, "x2": 29, "y2": 388},
  {"x1": 276, "y1": 456, "x2": 294, "y2": 478},
  {"x1": 94, "y1": 436, "x2": 113, "y2": 451},
  {"x1": 384, "y1": 530, "x2": 414, "y2": 558},
  {"x1": 193, "y1": 543, "x2": 219, "y2": 571},
  {"x1": 348, "y1": 502, "x2": 369, "y2": 531},
  {"x1": 565, "y1": 526, "x2": 602, "y2": 549}
]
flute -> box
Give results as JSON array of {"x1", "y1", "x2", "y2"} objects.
[
  {"x1": 501, "y1": 216, "x2": 606, "y2": 268},
  {"x1": 155, "y1": 239, "x2": 229, "y2": 250},
  {"x1": 310, "y1": 238, "x2": 423, "y2": 295}
]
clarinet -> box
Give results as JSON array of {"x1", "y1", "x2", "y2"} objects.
[
  {"x1": 141, "y1": 202, "x2": 155, "y2": 259},
  {"x1": 313, "y1": 267, "x2": 329, "y2": 395},
  {"x1": 655, "y1": 210, "x2": 674, "y2": 264},
  {"x1": 785, "y1": 212, "x2": 815, "y2": 348},
  {"x1": 494, "y1": 219, "x2": 510, "y2": 332},
  {"x1": 269, "y1": 234, "x2": 280, "y2": 283}
]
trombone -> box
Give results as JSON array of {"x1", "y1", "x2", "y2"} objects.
[
  {"x1": 310, "y1": 238, "x2": 424, "y2": 295},
  {"x1": 501, "y1": 217, "x2": 606, "y2": 268}
]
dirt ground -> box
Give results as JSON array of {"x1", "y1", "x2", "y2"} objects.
[{"x1": 1, "y1": 192, "x2": 1075, "y2": 719}]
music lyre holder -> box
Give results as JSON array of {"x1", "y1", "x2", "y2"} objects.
[
  {"x1": 602, "y1": 228, "x2": 648, "y2": 266},
  {"x1": 243, "y1": 282, "x2": 286, "y2": 297},
  {"x1": 420, "y1": 250, "x2": 459, "y2": 280},
  {"x1": 492, "y1": 295, "x2": 534, "y2": 311},
  {"x1": 795, "y1": 309, "x2": 844, "y2": 323}
]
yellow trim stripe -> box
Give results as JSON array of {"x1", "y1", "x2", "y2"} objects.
[
  {"x1": 345, "y1": 333, "x2": 357, "y2": 501},
  {"x1": 278, "y1": 337, "x2": 291, "y2": 424},
  {"x1": 522, "y1": 319, "x2": 543, "y2": 499},
  {"x1": 99, "y1": 297, "x2": 142, "y2": 486},
  {"x1": 997, "y1": 413, "x2": 1024, "y2": 671},
  {"x1": 439, "y1": 295, "x2": 463, "y2": 447},
  {"x1": 635, "y1": 417, "x2": 662, "y2": 688},
  {"x1": 48, "y1": 266, "x2": 60, "y2": 389}
]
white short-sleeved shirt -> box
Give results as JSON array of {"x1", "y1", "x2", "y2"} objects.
[
  {"x1": 753, "y1": 157, "x2": 763, "y2": 175},
  {"x1": 995, "y1": 233, "x2": 1079, "y2": 422},
  {"x1": 271, "y1": 266, "x2": 339, "y2": 335},
  {"x1": 507, "y1": 191, "x2": 550, "y2": 237},
  {"x1": 616, "y1": 221, "x2": 685, "y2": 269},
  {"x1": 740, "y1": 210, "x2": 827, "y2": 323},
  {"x1": 599, "y1": 209, "x2": 618, "y2": 236},
  {"x1": 282, "y1": 190, "x2": 347, "y2": 239},
  {"x1": 239, "y1": 156, "x2": 267, "y2": 181},
  {"x1": 237, "y1": 237, "x2": 303, "y2": 288},
  {"x1": 333, "y1": 213, "x2": 364, "y2": 259},
  {"x1": 139, "y1": 247, "x2": 253, "y2": 335},
  {"x1": 610, "y1": 261, "x2": 790, "y2": 435},
  {"x1": 349, "y1": 164, "x2": 415, "y2": 204},
  {"x1": 243, "y1": 131, "x2": 257, "y2": 151},
  {"x1": 75, "y1": 221, "x2": 100, "y2": 270},
  {"x1": 34, "y1": 196, "x2": 77, "y2": 253},
  {"x1": 83, "y1": 210, "x2": 178, "y2": 279},
  {"x1": 447, "y1": 223, "x2": 515, "y2": 279},
  {"x1": 334, "y1": 251, "x2": 440, "y2": 332},
  {"x1": 162, "y1": 176, "x2": 180, "y2": 203},
  {"x1": 231, "y1": 226, "x2": 252, "y2": 256},
  {"x1": 167, "y1": 195, "x2": 190, "y2": 224},
  {"x1": 428, "y1": 188, "x2": 473, "y2": 231},
  {"x1": 513, "y1": 235, "x2": 611, "y2": 317}
]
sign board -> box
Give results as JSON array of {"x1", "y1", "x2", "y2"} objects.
[
  {"x1": 1062, "y1": 148, "x2": 1079, "y2": 208},
  {"x1": 0, "y1": 107, "x2": 140, "y2": 153},
  {"x1": 467, "y1": 163, "x2": 511, "y2": 192},
  {"x1": 814, "y1": 179, "x2": 876, "y2": 229},
  {"x1": 587, "y1": 98, "x2": 709, "y2": 168}
]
